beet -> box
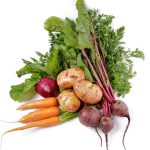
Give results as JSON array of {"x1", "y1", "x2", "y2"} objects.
[
  {"x1": 79, "y1": 107, "x2": 103, "y2": 146},
  {"x1": 99, "y1": 116, "x2": 114, "y2": 150},
  {"x1": 36, "y1": 77, "x2": 58, "y2": 98},
  {"x1": 111, "y1": 100, "x2": 130, "y2": 150},
  {"x1": 99, "y1": 116, "x2": 114, "y2": 134},
  {"x1": 79, "y1": 107, "x2": 101, "y2": 127}
]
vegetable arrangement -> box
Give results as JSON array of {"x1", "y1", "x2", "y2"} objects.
[{"x1": 1, "y1": 0, "x2": 144, "y2": 150}]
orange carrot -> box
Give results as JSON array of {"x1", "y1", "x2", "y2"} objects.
[
  {"x1": 0, "y1": 112, "x2": 78, "y2": 138},
  {"x1": 18, "y1": 107, "x2": 60, "y2": 123},
  {"x1": 0, "y1": 116, "x2": 60, "y2": 147},
  {"x1": 17, "y1": 97, "x2": 58, "y2": 110},
  {"x1": 6, "y1": 116, "x2": 60, "y2": 133}
]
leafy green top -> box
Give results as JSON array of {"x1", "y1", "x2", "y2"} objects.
[
  {"x1": 9, "y1": 0, "x2": 144, "y2": 101},
  {"x1": 9, "y1": 74, "x2": 41, "y2": 101},
  {"x1": 89, "y1": 10, "x2": 144, "y2": 96}
]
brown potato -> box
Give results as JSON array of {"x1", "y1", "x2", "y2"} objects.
[
  {"x1": 58, "y1": 90, "x2": 81, "y2": 112},
  {"x1": 73, "y1": 80, "x2": 102, "y2": 104},
  {"x1": 57, "y1": 67, "x2": 85, "y2": 89}
]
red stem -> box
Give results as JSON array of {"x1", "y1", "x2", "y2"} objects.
[
  {"x1": 97, "y1": 43, "x2": 106, "y2": 68},
  {"x1": 82, "y1": 49, "x2": 113, "y2": 103},
  {"x1": 85, "y1": 32, "x2": 115, "y2": 102},
  {"x1": 96, "y1": 62, "x2": 113, "y2": 100},
  {"x1": 102, "y1": 103, "x2": 107, "y2": 116},
  {"x1": 93, "y1": 35, "x2": 115, "y2": 101},
  {"x1": 100, "y1": 58, "x2": 115, "y2": 100},
  {"x1": 88, "y1": 34, "x2": 113, "y2": 101},
  {"x1": 102, "y1": 99, "x2": 111, "y2": 116}
]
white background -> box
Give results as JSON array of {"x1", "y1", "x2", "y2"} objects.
[{"x1": 0, "y1": 0, "x2": 150, "y2": 150}]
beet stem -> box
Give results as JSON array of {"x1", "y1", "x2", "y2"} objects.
[
  {"x1": 96, "y1": 62, "x2": 113, "y2": 100},
  {"x1": 102, "y1": 102, "x2": 107, "y2": 116},
  {"x1": 82, "y1": 49, "x2": 112, "y2": 103},
  {"x1": 95, "y1": 127, "x2": 102, "y2": 147},
  {"x1": 122, "y1": 115, "x2": 130, "y2": 150},
  {"x1": 93, "y1": 35, "x2": 115, "y2": 101},
  {"x1": 93, "y1": 36, "x2": 113, "y2": 100},
  {"x1": 105, "y1": 134, "x2": 109, "y2": 150}
]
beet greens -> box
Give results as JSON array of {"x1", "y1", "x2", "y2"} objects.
[{"x1": 76, "y1": 0, "x2": 144, "y2": 149}]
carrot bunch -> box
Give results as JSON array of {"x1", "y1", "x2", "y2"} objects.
[{"x1": 1, "y1": 97, "x2": 77, "y2": 134}]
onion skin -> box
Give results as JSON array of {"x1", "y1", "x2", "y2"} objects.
[{"x1": 36, "y1": 77, "x2": 58, "y2": 98}]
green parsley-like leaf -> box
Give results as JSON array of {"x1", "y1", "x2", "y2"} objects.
[
  {"x1": 130, "y1": 48, "x2": 144, "y2": 60},
  {"x1": 45, "y1": 48, "x2": 63, "y2": 79},
  {"x1": 89, "y1": 9, "x2": 144, "y2": 96}
]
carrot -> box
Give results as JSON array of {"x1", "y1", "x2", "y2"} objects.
[
  {"x1": 0, "y1": 116, "x2": 59, "y2": 148},
  {"x1": 16, "y1": 97, "x2": 58, "y2": 110},
  {"x1": 3, "y1": 112, "x2": 78, "y2": 133},
  {"x1": 18, "y1": 107, "x2": 60, "y2": 123},
  {"x1": 9, "y1": 116, "x2": 60, "y2": 132},
  {"x1": 0, "y1": 112, "x2": 78, "y2": 148},
  {"x1": 0, "y1": 111, "x2": 78, "y2": 145}
]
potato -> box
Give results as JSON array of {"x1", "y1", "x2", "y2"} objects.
[
  {"x1": 57, "y1": 67, "x2": 85, "y2": 89},
  {"x1": 73, "y1": 80, "x2": 102, "y2": 104},
  {"x1": 58, "y1": 90, "x2": 81, "y2": 112}
]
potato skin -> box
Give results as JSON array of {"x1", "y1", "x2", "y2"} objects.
[
  {"x1": 73, "y1": 80, "x2": 102, "y2": 104},
  {"x1": 58, "y1": 90, "x2": 81, "y2": 112},
  {"x1": 57, "y1": 67, "x2": 85, "y2": 89}
]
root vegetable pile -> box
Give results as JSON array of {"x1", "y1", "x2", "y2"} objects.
[{"x1": 2, "y1": 0, "x2": 144, "y2": 149}]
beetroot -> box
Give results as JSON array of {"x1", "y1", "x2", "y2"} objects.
[
  {"x1": 79, "y1": 106, "x2": 103, "y2": 146},
  {"x1": 99, "y1": 116, "x2": 114, "y2": 150},
  {"x1": 111, "y1": 100, "x2": 130, "y2": 150},
  {"x1": 79, "y1": 107, "x2": 101, "y2": 127},
  {"x1": 36, "y1": 77, "x2": 58, "y2": 98},
  {"x1": 99, "y1": 116, "x2": 114, "y2": 134}
]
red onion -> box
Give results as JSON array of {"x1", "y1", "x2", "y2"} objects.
[{"x1": 36, "y1": 77, "x2": 58, "y2": 98}]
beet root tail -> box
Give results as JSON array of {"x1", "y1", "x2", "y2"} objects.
[
  {"x1": 122, "y1": 115, "x2": 130, "y2": 150},
  {"x1": 105, "y1": 134, "x2": 108, "y2": 150},
  {"x1": 95, "y1": 127, "x2": 102, "y2": 147}
]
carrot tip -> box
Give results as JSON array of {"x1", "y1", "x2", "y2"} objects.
[
  {"x1": 18, "y1": 118, "x2": 25, "y2": 123},
  {"x1": 16, "y1": 106, "x2": 23, "y2": 110},
  {"x1": 0, "y1": 120, "x2": 17, "y2": 124},
  {"x1": 0, "y1": 130, "x2": 10, "y2": 149}
]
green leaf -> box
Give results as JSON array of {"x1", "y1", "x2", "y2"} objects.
[
  {"x1": 9, "y1": 74, "x2": 41, "y2": 101},
  {"x1": 76, "y1": 0, "x2": 91, "y2": 49},
  {"x1": 16, "y1": 63, "x2": 46, "y2": 77},
  {"x1": 77, "y1": 53, "x2": 93, "y2": 81},
  {"x1": 44, "y1": 16, "x2": 64, "y2": 32},
  {"x1": 45, "y1": 48, "x2": 63, "y2": 79},
  {"x1": 63, "y1": 18, "x2": 78, "y2": 48},
  {"x1": 130, "y1": 48, "x2": 145, "y2": 60},
  {"x1": 117, "y1": 26, "x2": 125, "y2": 40},
  {"x1": 60, "y1": 45, "x2": 77, "y2": 68},
  {"x1": 89, "y1": 9, "x2": 144, "y2": 97}
]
